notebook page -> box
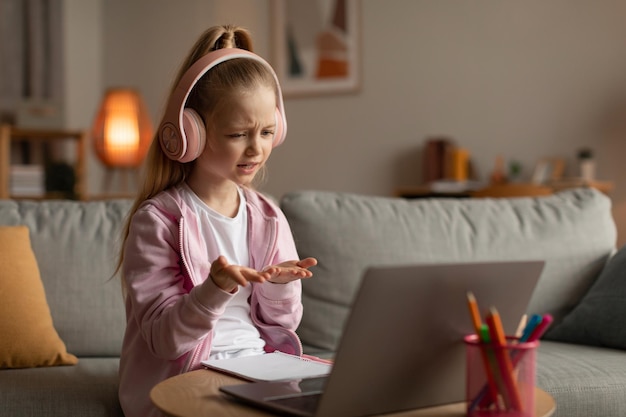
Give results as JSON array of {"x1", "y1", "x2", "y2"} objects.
[{"x1": 202, "y1": 351, "x2": 332, "y2": 382}]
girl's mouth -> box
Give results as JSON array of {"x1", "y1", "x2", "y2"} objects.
[
  {"x1": 238, "y1": 163, "x2": 257, "y2": 169},
  {"x1": 238, "y1": 162, "x2": 259, "y2": 174}
]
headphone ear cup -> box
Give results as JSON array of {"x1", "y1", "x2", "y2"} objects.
[
  {"x1": 273, "y1": 107, "x2": 286, "y2": 147},
  {"x1": 180, "y1": 108, "x2": 206, "y2": 163}
]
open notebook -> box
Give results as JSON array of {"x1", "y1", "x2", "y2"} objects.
[
  {"x1": 218, "y1": 260, "x2": 544, "y2": 417},
  {"x1": 202, "y1": 351, "x2": 332, "y2": 382}
]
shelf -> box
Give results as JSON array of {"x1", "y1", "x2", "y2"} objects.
[
  {"x1": 0, "y1": 124, "x2": 87, "y2": 200},
  {"x1": 396, "y1": 180, "x2": 615, "y2": 199}
]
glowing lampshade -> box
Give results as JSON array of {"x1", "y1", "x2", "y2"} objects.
[{"x1": 92, "y1": 88, "x2": 152, "y2": 167}]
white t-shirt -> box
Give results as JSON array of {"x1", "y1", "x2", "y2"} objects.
[{"x1": 179, "y1": 183, "x2": 266, "y2": 359}]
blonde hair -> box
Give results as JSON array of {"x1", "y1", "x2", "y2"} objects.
[{"x1": 115, "y1": 24, "x2": 278, "y2": 278}]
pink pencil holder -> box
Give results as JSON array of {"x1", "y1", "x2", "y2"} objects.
[{"x1": 464, "y1": 334, "x2": 538, "y2": 417}]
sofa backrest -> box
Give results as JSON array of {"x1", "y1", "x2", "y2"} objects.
[
  {"x1": 280, "y1": 188, "x2": 617, "y2": 353},
  {"x1": 0, "y1": 199, "x2": 133, "y2": 357}
]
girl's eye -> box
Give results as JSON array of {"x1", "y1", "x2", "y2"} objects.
[{"x1": 227, "y1": 133, "x2": 246, "y2": 139}]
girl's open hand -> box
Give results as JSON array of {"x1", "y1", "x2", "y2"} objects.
[
  {"x1": 263, "y1": 257, "x2": 318, "y2": 284},
  {"x1": 209, "y1": 256, "x2": 271, "y2": 293}
]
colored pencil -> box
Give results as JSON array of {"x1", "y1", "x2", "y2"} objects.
[
  {"x1": 466, "y1": 292, "x2": 502, "y2": 411},
  {"x1": 486, "y1": 307, "x2": 523, "y2": 411}
]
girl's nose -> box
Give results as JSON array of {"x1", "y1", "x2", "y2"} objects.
[{"x1": 246, "y1": 136, "x2": 262, "y2": 154}]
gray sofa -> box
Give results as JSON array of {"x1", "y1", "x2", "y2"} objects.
[
  {"x1": 1, "y1": 188, "x2": 625, "y2": 416},
  {"x1": 281, "y1": 188, "x2": 626, "y2": 417},
  {"x1": 0, "y1": 199, "x2": 131, "y2": 417}
]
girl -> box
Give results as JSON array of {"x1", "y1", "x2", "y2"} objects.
[{"x1": 117, "y1": 25, "x2": 317, "y2": 417}]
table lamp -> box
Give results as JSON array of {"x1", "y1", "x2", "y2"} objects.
[{"x1": 92, "y1": 88, "x2": 152, "y2": 194}]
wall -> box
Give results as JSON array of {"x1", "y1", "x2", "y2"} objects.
[
  {"x1": 62, "y1": 0, "x2": 103, "y2": 194},
  {"x1": 66, "y1": 1, "x2": 626, "y2": 241},
  {"x1": 267, "y1": 0, "x2": 626, "y2": 197},
  {"x1": 102, "y1": 0, "x2": 271, "y2": 122}
]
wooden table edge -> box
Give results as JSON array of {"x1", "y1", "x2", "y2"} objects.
[{"x1": 151, "y1": 369, "x2": 556, "y2": 417}]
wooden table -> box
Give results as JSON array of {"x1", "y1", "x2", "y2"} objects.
[{"x1": 151, "y1": 369, "x2": 556, "y2": 417}]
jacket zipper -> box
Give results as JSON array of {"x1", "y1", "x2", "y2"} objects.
[
  {"x1": 261, "y1": 218, "x2": 278, "y2": 269},
  {"x1": 178, "y1": 215, "x2": 206, "y2": 372},
  {"x1": 249, "y1": 216, "x2": 303, "y2": 356},
  {"x1": 178, "y1": 216, "x2": 194, "y2": 283}
]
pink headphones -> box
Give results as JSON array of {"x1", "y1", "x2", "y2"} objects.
[{"x1": 158, "y1": 48, "x2": 287, "y2": 163}]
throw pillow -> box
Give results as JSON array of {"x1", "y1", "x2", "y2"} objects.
[
  {"x1": 0, "y1": 226, "x2": 78, "y2": 368},
  {"x1": 546, "y1": 244, "x2": 626, "y2": 349}
]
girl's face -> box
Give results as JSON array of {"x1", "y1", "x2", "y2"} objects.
[{"x1": 194, "y1": 85, "x2": 277, "y2": 187}]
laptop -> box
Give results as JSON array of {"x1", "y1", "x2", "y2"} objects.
[{"x1": 220, "y1": 260, "x2": 545, "y2": 416}]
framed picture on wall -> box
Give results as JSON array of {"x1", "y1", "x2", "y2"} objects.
[
  {"x1": 531, "y1": 158, "x2": 565, "y2": 184},
  {"x1": 270, "y1": 0, "x2": 361, "y2": 97}
]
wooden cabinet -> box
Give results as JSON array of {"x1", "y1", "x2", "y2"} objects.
[{"x1": 0, "y1": 124, "x2": 87, "y2": 200}]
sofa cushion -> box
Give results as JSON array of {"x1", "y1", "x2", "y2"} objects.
[
  {"x1": 0, "y1": 226, "x2": 78, "y2": 368},
  {"x1": 0, "y1": 199, "x2": 133, "y2": 357},
  {"x1": 537, "y1": 341, "x2": 626, "y2": 417},
  {"x1": 546, "y1": 243, "x2": 626, "y2": 349},
  {"x1": 0, "y1": 357, "x2": 122, "y2": 417},
  {"x1": 280, "y1": 189, "x2": 616, "y2": 353}
]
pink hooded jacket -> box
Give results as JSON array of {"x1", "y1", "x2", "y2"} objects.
[{"x1": 118, "y1": 185, "x2": 303, "y2": 417}]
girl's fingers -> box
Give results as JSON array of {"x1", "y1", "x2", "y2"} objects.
[
  {"x1": 241, "y1": 268, "x2": 269, "y2": 283},
  {"x1": 297, "y1": 257, "x2": 318, "y2": 268}
]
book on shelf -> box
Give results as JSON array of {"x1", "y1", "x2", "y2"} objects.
[{"x1": 10, "y1": 164, "x2": 45, "y2": 197}]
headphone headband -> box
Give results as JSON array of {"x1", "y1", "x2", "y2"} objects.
[{"x1": 158, "y1": 48, "x2": 287, "y2": 162}]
